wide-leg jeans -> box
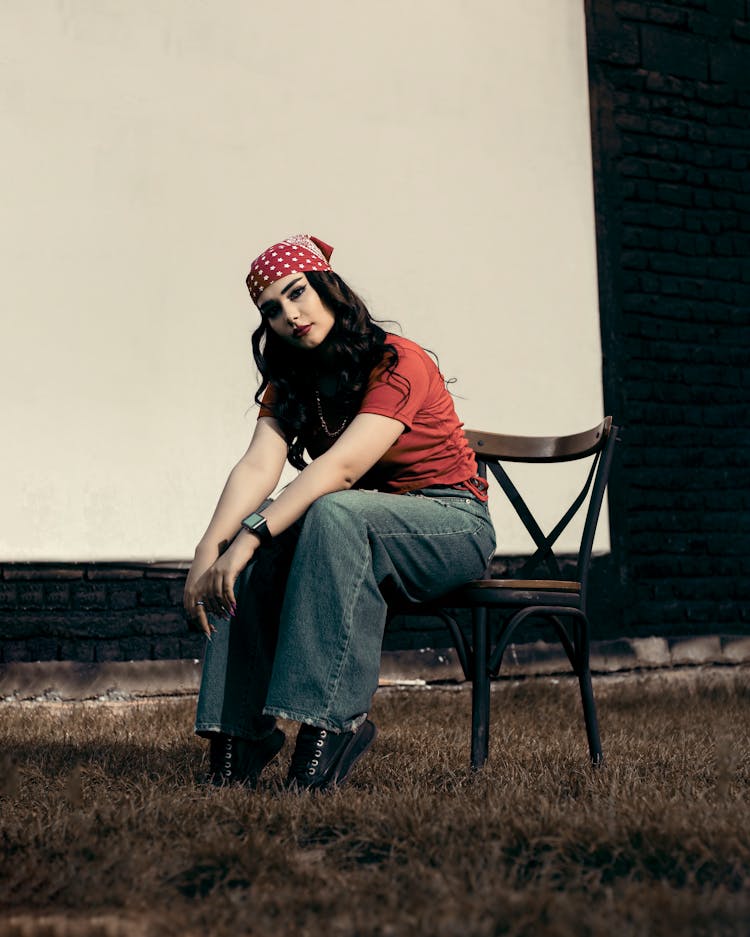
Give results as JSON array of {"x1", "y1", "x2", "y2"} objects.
[{"x1": 194, "y1": 487, "x2": 496, "y2": 737}]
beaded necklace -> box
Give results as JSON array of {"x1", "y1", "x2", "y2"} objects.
[{"x1": 314, "y1": 389, "x2": 349, "y2": 438}]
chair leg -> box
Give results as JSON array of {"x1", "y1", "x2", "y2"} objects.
[
  {"x1": 470, "y1": 606, "x2": 490, "y2": 771},
  {"x1": 575, "y1": 619, "x2": 603, "y2": 767}
]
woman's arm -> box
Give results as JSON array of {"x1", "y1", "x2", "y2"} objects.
[
  {"x1": 184, "y1": 417, "x2": 288, "y2": 635},
  {"x1": 194, "y1": 417, "x2": 289, "y2": 559},
  {"x1": 260, "y1": 412, "x2": 404, "y2": 534},
  {"x1": 200, "y1": 411, "x2": 405, "y2": 617}
]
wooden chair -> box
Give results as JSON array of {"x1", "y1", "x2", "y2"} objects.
[{"x1": 402, "y1": 417, "x2": 619, "y2": 771}]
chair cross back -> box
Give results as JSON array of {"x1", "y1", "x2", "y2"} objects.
[
  {"x1": 398, "y1": 416, "x2": 619, "y2": 773},
  {"x1": 466, "y1": 417, "x2": 614, "y2": 593}
]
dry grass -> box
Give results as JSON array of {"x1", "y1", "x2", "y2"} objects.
[{"x1": 1, "y1": 669, "x2": 749, "y2": 937}]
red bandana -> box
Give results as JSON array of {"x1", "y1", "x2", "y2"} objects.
[{"x1": 246, "y1": 234, "x2": 334, "y2": 304}]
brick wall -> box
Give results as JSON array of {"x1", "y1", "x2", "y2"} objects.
[
  {"x1": 586, "y1": 0, "x2": 750, "y2": 633},
  {"x1": 0, "y1": 565, "x2": 202, "y2": 664},
  {"x1": 0, "y1": 553, "x2": 618, "y2": 663},
  {"x1": 0, "y1": 561, "x2": 482, "y2": 661}
]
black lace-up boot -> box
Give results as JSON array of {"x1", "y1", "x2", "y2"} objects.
[
  {"x1": 286, "y1": 719, "x2": 377, "y2": 791},
  {"x1": 208, "y1": 728, "x2": 285, "y2": 788}
]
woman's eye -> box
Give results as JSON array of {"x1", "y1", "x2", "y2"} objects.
[
  {"x1": 263, "y1": 304, "x2": 281, "y2": 319},
  {"x1": 289, "y1": 286, "x2": 305, "y2": 300}
]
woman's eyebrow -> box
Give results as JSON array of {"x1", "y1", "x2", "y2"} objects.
[{"x1": 280, "y1": 277, "x2": 303, "y2": 295}]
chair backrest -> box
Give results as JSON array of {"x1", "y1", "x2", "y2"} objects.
[{"x1": 464, "y1": 418, "x2": 619, "y2": 607}]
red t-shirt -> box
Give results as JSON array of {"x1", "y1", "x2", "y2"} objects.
[{"x1": 258, "y1": 334, "x2": 479, "y2": 494}]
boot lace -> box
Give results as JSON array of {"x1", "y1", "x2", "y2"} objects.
[{"x1": 289, "y1": 726, "x2": 328, "y2": 779}]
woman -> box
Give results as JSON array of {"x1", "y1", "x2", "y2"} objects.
[{"x1": 185, "y1": 234, "x2": 496, "y2": 791}]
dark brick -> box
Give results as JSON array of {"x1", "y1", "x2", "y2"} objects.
[
  {"x1": 144, "y1": 567, "x2": 189, "y2": 579},
  {"x1": 589, "y1": 19, "x2": 641, "y2": 65},
  {"x1": 15, "y1": 611, "x2": 128, "y2": 640},
  {"x1": 138, "y1": 581, "x2": 169, "y2": 607},
  {"x1": 641, "y1": 25, "x2": 709, "y2": 79},
  {"x1": 625, "y1": 205, "x2": 684, "y2": 227},
  {"x1": 710, "y1": 41, "x2": 750, "y2": 87},
  {"x1": 707, "y1": 0, "x2": 743, "y2": 17},
  {"x1": 26, "y1": 638, "x2": 59, "y2": 661},
  {"x1": 705, "y1": 125, "x2": 750, "y2": 145},
  {"x1": 622, "y1": 250, "x2": 649, "y2": 268},
  {"x1": 180, "y1": 636, "x2": 205, "y2": 660},
  {"x1": 2, "y1": 566, "x2": 84, "y2": 581},
  {"x1": 614, "y1": 1, "x2": 649, "y2": 20},
  {"x1": 57, "y1": 640, "x2": 96, "y2": 662},
  {"x1": 119, "y1": 637, "x2": 153, "y2": 661},
  {"x1": 1, "y1": 642, "x2": 31, "y2": 663},
  {"x1": 657, "y1": 183, "x2": 694, "y2": 206},
  {"x1": 72, "y1": 584, "x2": 108, "y2": 610},
  {"x1": 17, "y1": 584, "x2": 44, "y2": 609},
  {"x1": 645, "y1": 74, "x2": 696, "y2": 97},
  {"x1": 635, "y1": 179, "x2": 657, "y2": 199},
  {"x1": 0, "y1": 584, "x2": 17, "y2": 609},
  {"x1": 648, "y1": 161, "x2": 685, "y2": 181},
  {"x1": 677, "y1": 231, "x2": 711, "y2": 252},
  {"x1": 649, "y1": 252, "x2": 709, "y2": 274},
  {"x1": 0, "y1": 614, "x2": 42, "y2": 640},
  {"x1": 168, "y1": 582, "x2": 186, "y2": 606},
  {"x1": 652, "y1": 95, "x2": 694, "y2": 118},
  {"x1": 94, "y1": 641, "x2": 124, "y2": 663},
  {"x1": 708, "y1": 168, "x2": 745, "y2": 190},
  {"x1": 109, "y1": 589, "x2": 138, "y2": 611},
  {"x1": 86, "y1": 568, "x2": 145, "y2": 581},
  {"x1": 607, "y1": 68, "x2": 650, "y2": 91},
  {"x1": 151, "y1": 637, "x2": 182, "y2": 659},
  {"x1": 649, "y1": 116, "x2": 691, "y2": 138},
  {"x1": 690, "y1": 11, "x2": 734, "y2": 37},
  {"x1": 44, "y1": 584, "x2": 70, "y2": 609},
  {"x1": 616, "y1": 113, "x2": 650, "y2": 132},
  {"x1": 133, "y1": 611, "x2": 185, "y2": 636},
  {"x1": 650, "y1": 7, "x2": 689, "y2": 27},
  {"x1": 620, "y1": 156, "x2": 649, "y2": 176}
]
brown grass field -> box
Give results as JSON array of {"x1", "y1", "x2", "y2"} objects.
[{"x1": 1, "y1": 668, "x2": 749, "y2": 937}]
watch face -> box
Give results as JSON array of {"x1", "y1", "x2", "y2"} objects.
[{"x1": 242, "y1": 513, "x2": 265, "y2": 530}]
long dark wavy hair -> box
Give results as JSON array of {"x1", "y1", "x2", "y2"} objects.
[{"x1": 251, "y1": 270, "x2": 407, "y2": 470}]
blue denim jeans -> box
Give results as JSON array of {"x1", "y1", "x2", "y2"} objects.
[{"x1": 194, "y1": 486, "x2": 496, "y2": 737}]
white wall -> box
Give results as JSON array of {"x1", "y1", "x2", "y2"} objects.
[{"x1": 0, "y1": 0, "x2": 606, "y2": 560}]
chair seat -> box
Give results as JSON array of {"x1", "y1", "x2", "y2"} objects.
[{"x1": 440, "y1": 579, "x2": 582, "y2": 608}]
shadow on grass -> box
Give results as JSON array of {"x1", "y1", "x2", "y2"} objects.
[{"x1": 1, "y1": 670, "x2": 749, "y2": 937}]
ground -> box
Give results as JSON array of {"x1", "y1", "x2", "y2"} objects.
[{"x1": 1, "y1": 667, "x2": 749, "y2": 937}]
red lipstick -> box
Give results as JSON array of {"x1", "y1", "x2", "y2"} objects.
[{"x1": 293, "y1": 324, "x2": 312, "y2": 338}]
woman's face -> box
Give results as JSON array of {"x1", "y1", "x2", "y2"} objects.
[{"x1": 257, "y1": 273, "x2": 335, "y2": 349}]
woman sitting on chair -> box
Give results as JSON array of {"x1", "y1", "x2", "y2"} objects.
[{"x1": 184, "y1": 234, "x2": 496, "y2": 791}]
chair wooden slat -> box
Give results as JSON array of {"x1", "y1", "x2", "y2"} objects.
[
  {"x1": 465, "y1": 416, "x2": 612, "y2": 463},
  {"x1": 459, "y1": 579, "x2": 581, "y2": 592}
]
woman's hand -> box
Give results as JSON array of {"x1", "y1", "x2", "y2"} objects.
[
  {"x1": 185, "y1": 532, "x2": 260, "y2": 636},
  {"x1": 184, "y1": 554, "x2": 218, "y2": 639}
]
